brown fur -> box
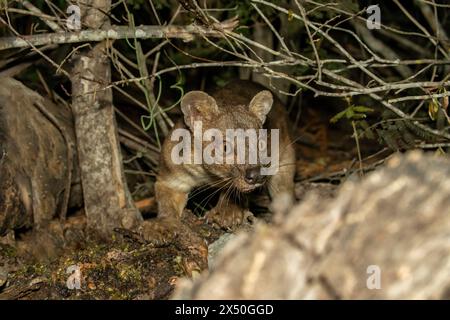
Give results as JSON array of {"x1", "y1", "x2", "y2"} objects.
[{"x1": 156, "y1": 80, "x2": 296, "y2": 229}]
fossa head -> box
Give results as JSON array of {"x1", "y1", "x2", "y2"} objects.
[{"x1": 178, "y1": 89, "x2": 275, "y2": 193}]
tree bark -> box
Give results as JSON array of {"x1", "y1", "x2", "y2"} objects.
[{"x1": 71, "y1": 0, "x2": 142, "y2": 237}]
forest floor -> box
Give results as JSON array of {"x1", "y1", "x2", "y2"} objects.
[{"x1": 0, "y1": 106, "x2": 387, "y2": 300}]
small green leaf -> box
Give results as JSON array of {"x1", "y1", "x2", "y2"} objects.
[
  {"x1": 330, "y1": 104, "x2": 373, "y2": 123},
  {"x1": 330, "y1": 109, "x2": 347, "y2": 123},
  {"x1": 353, "y1": 106, "x2": 374, "y2": 113}
]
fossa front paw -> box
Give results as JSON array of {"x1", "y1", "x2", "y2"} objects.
[
  {"x1": 136, "y1": 217, "x2": 179, "y2": 247},
  {"x1": 204, "y1": 206, "x2": 254, "y2": 231}
]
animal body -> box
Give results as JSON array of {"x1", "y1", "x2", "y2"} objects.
[{"x1": 156, "y1": 80, "x2": 296, "y2": 229}]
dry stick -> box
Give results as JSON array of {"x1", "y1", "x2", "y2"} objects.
[
  {"x1": 112, "y1": 85, "x2": 149, "y2": 117},
  {"x1": 306, "y1": 0, "x2": 449, "y2": 87},
  {"x1": 110, "y1": 49, "x2": 172, "y2": 134},
  {"x1": 251, "y1": 3, "x2": 292, "y2": 58},
  {"x1": 305, "y1": 1, "x2": 339, "y2": 17},
  {"x1": 418, "y1": 0, "x2": 450, "y2": 7},
  {"x1": 111, "y1": 53, "x2": 450, "y2": 102},
  {"x1": 119, "y1": 0, "x2": 170, "y2": 136},
  {"x1": 144, "y1": 39, "x2": 170, "y2": 59},
  {"x1": 150, "y1": 51, "x2": 174, "y2": 129},
  {"x1": 0, "y1": 16, "x2": 70, "y2": 77},
  {"x1": 177, "y1": 3, "x2": 448, "y2": 142},
  {"x1": 388, "y1": 92, "x2": 450, "y2": 104},
  {"x1": 316, "y1": 14, "x2": 390, "y2": 64},
  {"x1": 315, "y1": 80, "x2": 450, "y2": 96},
  {"x1": 200, "y1": 33, "x2": 263, "y2": 68},
  {"x1": 350, "y1": 21, "x2": 412, "y2": 78},
  {"x1": 118, "y1": 128, "x2": 160, "y2": 155},
  {"x1": 111, "y1": 47, "x2": 139, "y2": 69},
  {"x1": 105, "y1": 55, "x2": 449, "y2": 100},
  {"x1": 23, "y1": 0, "x2": 445, "y2": 139},
  {"x1": 323, "y1": 69, "x2": 450, "y2": 141},
  {"x1": 143, "y1": 0, "x2": 181, "y2": 128},
  {"x1": 111, "y1": 79, "x2": 162, "y2": 150},
  {"x1": 376, "y1": 28, "x2": 426, "y2": 57},
  {"x1": 21, "y1": 0, "x2": 62, "y2": 31},
  {"x1": 109, "y1": 46, "x2": 129, "y2": 81},
  {"x1": 94, "y1": 21, "x2": 314, "y2": 91},
  {"x1": 56, "y1": 43, "x2": 91, "y2": 74},
  {"x1": 204, "y1": 31, "x2": 319, "y2": 95},
  {"x1": 253, "y1": 0, "x2": 386, "y2": 85},
  {"x1": 110, "y1": 55, "x2": 158, "y2": 111},
  {"x1": 219, "y1": 21, "x2": 448, "y2": 97},
  {"x1": 203, "y1": 32, "x2": 263, "y2": 65},
  {"x1": 332, "y1": 59, "x2": 450, "y2": 73},
  {"x1": 135, "y1": 41, "x2": 169, "y2": 136},
  {"x1": 0, "y1": 61, "x2": 32, "y2": 77},
  {"x1": 118, "y1": 134, "x2": 159, "y2": 166},
  {"x1": 315, "y1": 5, "x2": 366, "y2": 33},
  {"x1": 417, "y1": 142, "x2": 450, "y2": 149},
  {"x1": 119, "y1": 129, "x2": 160, "y2": 167},
  {"x1": 294, "y1": 0, "x2": 322, "y2": 80},
  {"x1": 302, "y1": 156, "x2": 390, "y2": 183},
  {"x1": 114, "y1": 106, "x2": 155, "y2": 142},
  {"x1": 44, "y1": 0, "x2": 66, "y2": 20},
  {"x1": 224, "y1": 4, "x2": 380, "y2": 96},
  {"x1": 330, "y1": 21, "x2": 438, "y2": 79},
  {"x1": 146, "y1": 0, "x2": 162, "y2": 25},
  {"x1": 178, "y1": 0, "x2": 212, "y2": 26},
  {"x1": 395, "y1": 62, "x2": 435, "y2": 84},
  {"x1": 227, "y1": 30, "x2": 307, "y2": 62},
  {"x1": 145, "y1": 3, "x2": 179, "y2": 129},
  {"x1": 0, "y1": 43, "x2": 57, "y2": 69},
  {"x1": 107, "y1": 60, "x2": 300, "y2": 88},
  {"x1": 352, "y1": 120, "x2": 364, "y2": 177},
  {"x1": 222, "y1": 24, "x2": 250, "y2": 59},
  {"x1": 419, "y1": 0, "x2": 450, "y2": 77},
  {"x1": 424, "y1": 2, "x2": 449, "y2": 41},
  {"x1": 392, "y1": 0, "x2": 448, "y2": 58},
  {"x1": 6, "y1": 8, "x2": 64, "y2": 29},
  {"x1": 0, "y1": 24, "x2": 232, "y2": 50},
  {"x1": 304, "y1": 0, "x2": 439, "y2": 41},
  {"x1": 36, "y1": 68, "x2": 52, "y2": 98}
]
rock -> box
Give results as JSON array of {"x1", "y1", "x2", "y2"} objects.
[
  {"x1": 172, "y1": 151, "x2": 450, "y2": 299},
  {"x1": 208, "y1": 233, "x2": 236, "y2": 269}
]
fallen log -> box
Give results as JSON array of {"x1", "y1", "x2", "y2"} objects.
[
  {"x1": 174, "y1": 151, "x2": 450, "y2": 299},
  {"x1": 0, "y1": 76, "x2": 81, "y2": 236}
]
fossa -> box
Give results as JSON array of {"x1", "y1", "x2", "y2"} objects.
[{"x1": 156, "y1": 80, "x2": 295, "y2": 229}]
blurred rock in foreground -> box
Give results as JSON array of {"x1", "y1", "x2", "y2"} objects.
[{"x1": 173, "y1": 151, "x2": 450, "y2": 299}]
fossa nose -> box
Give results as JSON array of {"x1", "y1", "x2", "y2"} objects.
[{"x1": 244, "y1": 166, "x2": 265, "y2": 185}]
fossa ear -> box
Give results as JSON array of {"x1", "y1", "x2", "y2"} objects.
[
  {"x1": 180, "y1": 91, "x2": 219, "y2": 129},
  {"x1": 249, "y1": 90, "x2": 273, "y2": 124}
]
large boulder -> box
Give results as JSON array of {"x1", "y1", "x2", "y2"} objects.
[{"x1": 174, "y1": 151, "x2": 450, "y2": 299}]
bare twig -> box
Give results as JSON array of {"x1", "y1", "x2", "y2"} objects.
[{"x1": 0, "y1": 24, "x2": 237, "y2": 50}]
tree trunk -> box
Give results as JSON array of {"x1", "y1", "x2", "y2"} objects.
[{"x1": 71, "y1": 0, "x2": 142, "y2": 237}]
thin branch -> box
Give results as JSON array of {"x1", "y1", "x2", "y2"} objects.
[{"x1": 0, "y1": 24, "x2": 236, "y2": 50}]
